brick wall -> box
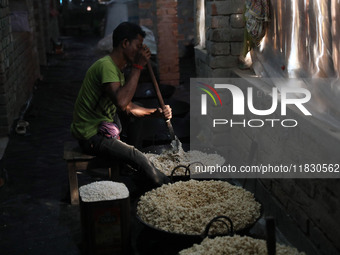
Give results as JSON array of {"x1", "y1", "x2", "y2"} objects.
[
  {"x1": 0, "y1": 0, "x2": 11, "y2": 135},
  {"x1": 223, "y1": 80, "x2": 340, "y2": 254},
  {"x1": 139, "y1": 0, "x2": 157, "y2": 34},
  {"x1": 0, "y1": 0, "x2": 42, "y2": 136},
  {"x1": 156, "y1": 0, "x2": 180, "y2": 86},
  {"x1": 139, "y1": 0, "x2": 194, "y2": 59},
  {"x1": 262, "y1": 179, "x2": 340, "y2": 255},
  {"x1": 193, "y1": 1, "x2": 340, "y2": 253},
  {"x1": 195, "y1": 0, "x2": 244, "y2": 77},
  {"x1": 139, "y1": 0, "x2": 181, "y2": 86},
  {"x1": 238, "y1": 177, "x2": 340, "y2": 255}
]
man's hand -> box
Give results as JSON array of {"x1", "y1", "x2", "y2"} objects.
[
  {"x1": 158, "y1": 105, "x2": 172, "y2": 120},
  {"x1": 134, "y1": 44, "x2": 151, "y2": 67},
  {"x1": 126, "y1": 103, "x2": 172, "y2": 119}
]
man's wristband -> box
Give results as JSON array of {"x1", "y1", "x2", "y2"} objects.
[{"x1": 133, "y1": 64, "x2": 143, "y2": 70}]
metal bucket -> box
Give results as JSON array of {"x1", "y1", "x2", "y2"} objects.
[{"x1": 80, "y1": 196, "x2": 130, "y2": 255}]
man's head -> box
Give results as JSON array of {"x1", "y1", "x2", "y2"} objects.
[
  {"x1": 112, "y1": 22, "x2": 146, "y2": 64},
  {"x1": 112, "y1": 22, "x2": 146, "y2": 48}
]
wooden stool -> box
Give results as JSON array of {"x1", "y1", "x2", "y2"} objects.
[{"x1": 63, "y1": 141, "x2": 119, "y2": 205}]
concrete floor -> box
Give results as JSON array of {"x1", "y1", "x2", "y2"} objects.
[{"x1": 0, "y1": 35, "x2": 196, "y2": 255}]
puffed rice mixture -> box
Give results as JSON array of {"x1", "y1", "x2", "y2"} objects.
[
  {"x1": 179, "y1": 235, "x2": 305, "y2": 255},
  {"x1": 79, "y1": 181, "x2": 129, "y2": 202},
  {"x1": 144, "y1": 143, "x2": 225, "y2": 176},
  {"x1": 137, "y1": 180, "x2": 261, "y2": 235}
]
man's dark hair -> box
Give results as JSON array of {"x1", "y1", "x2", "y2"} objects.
[{"x1": 112, "y1": 22, "x2": 146, "y2": 48}]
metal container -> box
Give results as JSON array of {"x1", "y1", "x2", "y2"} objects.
[
  {"x1": 136, "y1": 181, "x2": 263, "y2": 239},
  {"x1": 135, "y1": 214, "x2": 235, "y2": 254},
  {"x1": 133, "y1": 82, "x2": 176, "y2": 100},
  {"x1": 80, "y1": 197, "x2": 130, "y2": 255},
  {"x1": 136, "y1": 198, "x2": 262, "y2": 238}
]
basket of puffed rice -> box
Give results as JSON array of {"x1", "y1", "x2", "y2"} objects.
[
  {"x1": 177, "y1": 235, "x2": 306, "y2": 255},
  {"x1": 136, "y1": 180, "x2": 262, "y2": 240},
  {"x1": 143, "y1": 142, "x2": 226, "y2": 179}
]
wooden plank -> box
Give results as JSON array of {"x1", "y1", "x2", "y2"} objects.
[
  {"x1": 68, "y1": 162, "x2": 80, "y2": 205},
  {"x1": 64, "y1": 141, "x2": 121, "y2": 205},
  {"x1": 63, "y1": 141, "x2": 95, "y2": 161}
]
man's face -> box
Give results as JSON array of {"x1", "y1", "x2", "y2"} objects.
[{"x1": 124, "y1": 34, "x2": 144, "y2": 63}]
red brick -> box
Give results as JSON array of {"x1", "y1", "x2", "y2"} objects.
[
  {"x1": 167, "y1": 8, "x2": 177, "y2": 15},
  {"x1": 162, "y1": 79, "x2": 179, "y2": 86},
  {"x1": 139, "y1": 2, "x2": 152, "y2": 9},
  {"x1": 160, "y1": 72, "x2": 180, "y2": 81},
  {"x1": 156, "y1": 0, "x2": 179, "y2": 87},
  {"x1": 139, "y1": 18, "x2": 153, "y2": 27},
  {"x1": 156, "y1": 9, "x2": 167, "y2": 16},
  {"x1": 157, "y1": 15, "x2": 178, "y2": 23},
  {"x1": 158, "y1": 50, "x2": 178, "y2": 58},
  {"x1": 210, "y1": 3, "x2": 218, "y2": 15},
  {"x1": 157, "y1": 1, "x2": 177, "y2": 8},
  {"x1": 159, "y1": 64, "x2": 179, "y2": 73}
]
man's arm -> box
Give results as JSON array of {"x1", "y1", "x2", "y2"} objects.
[
  {"x1": 104, "y1": 44, "x2": 151, "y2": 111},
  {"x1": 103, "y1": 68, "x2": 142, "y2": 111},
  {"x1": 126, "y1": 102, "x2": 157, "y2": 117},
  {"x1": 126, "y1": 102, "x2": 172, "y2": 119}
]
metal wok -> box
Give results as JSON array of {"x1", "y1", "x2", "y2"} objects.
[
  {"x1": 135, "y1": 182, "x2": 263, "y2": 239},
  {"x1": 133, "y1": 82, "x2": 176, "y2": 100}
]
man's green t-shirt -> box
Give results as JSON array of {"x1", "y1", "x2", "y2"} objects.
[{"x1": 71, "y1": 55, "x2": 125, "y2": 140}]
